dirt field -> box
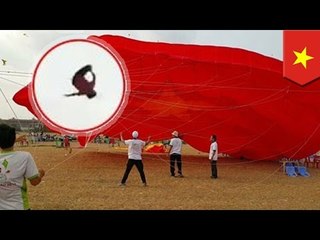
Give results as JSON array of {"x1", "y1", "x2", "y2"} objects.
[{"x1": 15, "y1": 142, "x2": 320, "y2": 210}]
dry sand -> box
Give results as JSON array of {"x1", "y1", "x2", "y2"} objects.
[{"x1": 16, "y1": 142, "x2": 320, "y2": 210}]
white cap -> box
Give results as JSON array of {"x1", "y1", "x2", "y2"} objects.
[
  {"x1": 172, "y1": 131, "x2": 179, "y2": 137},
  {"x1": 132, "y1": 131, "x2": 139, "y2": 138}
]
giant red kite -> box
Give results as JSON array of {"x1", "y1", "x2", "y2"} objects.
[{"x1": 13, "y1": 35, "x2": 320, "y2": 160}]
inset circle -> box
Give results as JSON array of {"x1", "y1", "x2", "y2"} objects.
[{"x1": 30, "y1": 38, "x2": 129, "y2": 135}]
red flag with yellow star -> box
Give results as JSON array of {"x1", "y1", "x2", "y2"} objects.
[{"x1": 283, "y1": 30, "x2": 320, "y2": 85}]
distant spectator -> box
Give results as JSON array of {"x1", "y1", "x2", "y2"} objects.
[
  {"x1": 63, "y1": 136, "x2": 72, "y2": 156},
  {"x1": 209, "y1": 134, "x2": 218, "y2": 179}
]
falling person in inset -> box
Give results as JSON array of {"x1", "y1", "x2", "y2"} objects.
[{"x1": 65, "y1": 65, "x2": 96, "y2": 99}]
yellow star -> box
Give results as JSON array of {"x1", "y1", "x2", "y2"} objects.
[{"x1": 293, "y1": 47, "x2": 314, "y2": 69}]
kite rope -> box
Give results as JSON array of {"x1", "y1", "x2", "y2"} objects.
[
  {"x1": 44, "y1": 147, "x2": 83, "y2": 175},
  {"x1": 0, "y1": 87, "x2": 23, "y2": 130},
  {"x1": 0, "y1": 76, "x2": 26, "y2": 87},
  {"x1": 130, "y1": 86, "x2": 287, "y2": 111},
  {"x1": 46, "y1": 131, "x2": 95, "y2": 174},
  {"x1": 0, "y1": 70, "x2": 32, "y2": 75},
  {"x1": 288, "y1": 123, "x2": 320, "y2": 160},
  {"x1": 0, "y1": 73, "x2": 32, "y2": 78},
  {"x1": 252, "y1": 164, "x2": 286, "y2": 185}
]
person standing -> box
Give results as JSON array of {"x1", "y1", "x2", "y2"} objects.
[
  {"x1": 0, "y1": 124, "x2": 45, "y2": 210},
  {"x1": 63, "y1": 135, "x2": 72, "y2": 156},
  {"x1": 209, "y1": 134, "x2": 218, "y2": 179},
  {"x1": 119, "y1": 131, "x2": 150, "y2": 187},
  {"x1": 168, "y1": 131, "x2": 183, "y2": 177}
]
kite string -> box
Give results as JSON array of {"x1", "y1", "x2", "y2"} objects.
[
  {"x1": 0, "y1": 72, "x2": 32, "y2": 78},
  {"x1": 44, "y1": 147, "x2": 83, "y2": 175},
  {"x1": 41, "y1": 130, "x2": 96, "y2": 180},
  {"x1": 288, "y1": 123, "x2": 320, "y2": 160},
  {"x1": 0, "y1": 88, "x2": 23, "y2": 131},
  {"x1": 0, "y1": 76, "x2": 25, "y2": 87},
  {"x1": 0, "y1": 70, "x2": 32, "y2": 75}
]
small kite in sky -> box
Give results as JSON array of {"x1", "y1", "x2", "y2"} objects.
[{"x1": 1, "y1": 59, "x2": 7, "y2": 65}]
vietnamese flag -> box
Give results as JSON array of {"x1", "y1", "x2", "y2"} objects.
[{"x1": 284, "y1": 30, "x2": 320, "y2": 85}]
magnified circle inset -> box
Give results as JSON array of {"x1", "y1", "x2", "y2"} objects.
[{"x1": 30, "y1": 38, "x2": 129, "y2": 135}]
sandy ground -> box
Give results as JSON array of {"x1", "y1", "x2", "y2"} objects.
[{"x1": 15, "y1": 142, "x2": 320, "y2": 210}]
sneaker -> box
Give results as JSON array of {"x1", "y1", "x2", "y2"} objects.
[
  {"x1": 170, "y1": 175, "x2": 176, "y2": 177},
  {"x1": 118, "y1": 183, "x2": 126, "y2": 187},
  {"x1": 177, "y1": 174, "x2": 184, "y2": 178},
  {"x1": 142, "y1": 183, "x2": 147, "y2": 187}
]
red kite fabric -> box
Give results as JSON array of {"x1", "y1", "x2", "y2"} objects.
[{"x1": 13, "y1": 35, "x2": 320, "y2": 160}]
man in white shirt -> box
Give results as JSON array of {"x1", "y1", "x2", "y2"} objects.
[
  {"x1": 209, "y1": 134, "x2": 218, "y2": 179},
  {"x1": 168, "y1": 131, "x2": 183, "y2": 177},
  {"x1": 0, "y1": 124, "x2": 45, "y2": 210},
  {"x1": 119, "y1": 131, "x2": 150, "y2": 186}
]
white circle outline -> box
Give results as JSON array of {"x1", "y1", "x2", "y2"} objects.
[{"x1": 29, "y1": 37, "x2": 130, "y2": 136}]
